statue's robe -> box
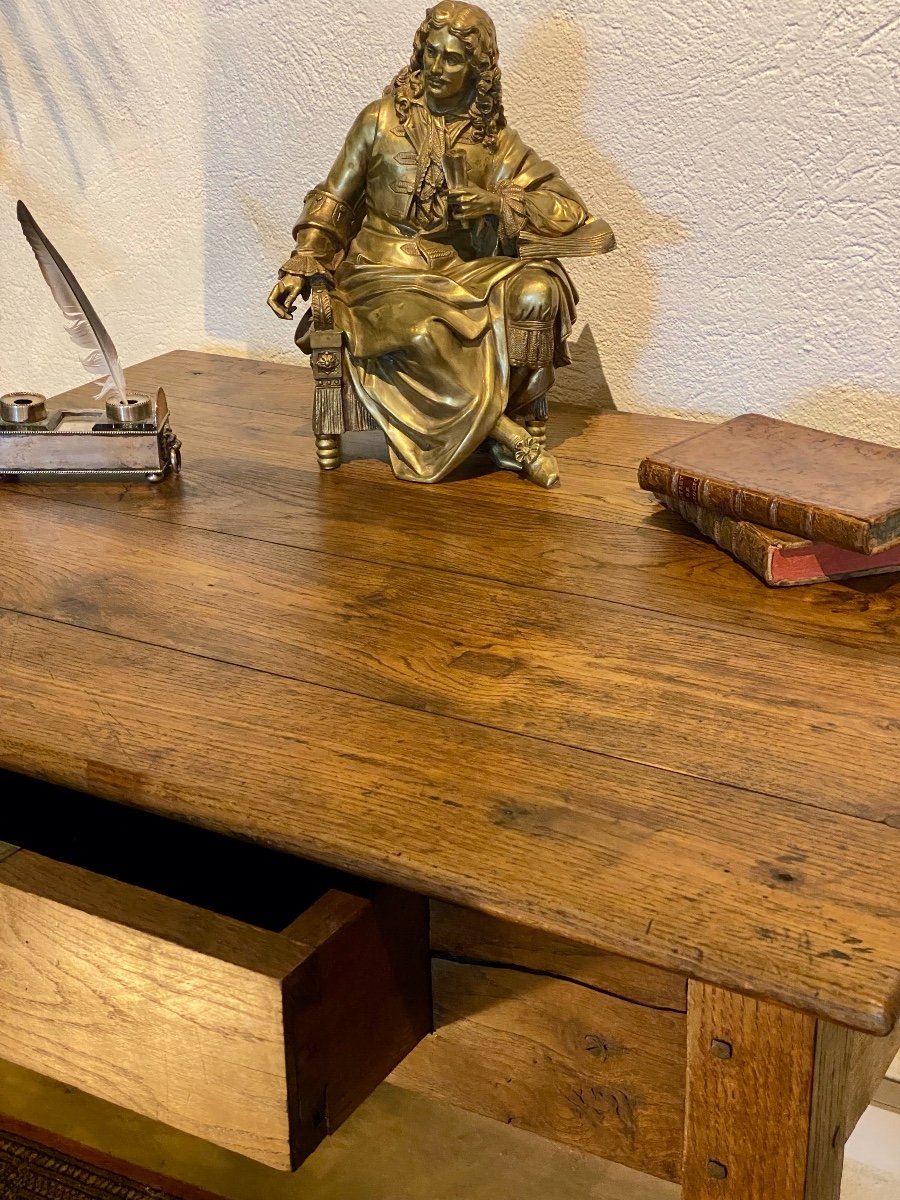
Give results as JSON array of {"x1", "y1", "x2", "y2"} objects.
[{"x1": 283, "y1": 90, "x2": 589, "y2": 483}]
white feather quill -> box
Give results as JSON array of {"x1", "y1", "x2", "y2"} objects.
[{"x1": 17, "y1": 201, "x2": 127, "y2": 405}]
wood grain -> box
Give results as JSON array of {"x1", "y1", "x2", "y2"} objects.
[
  {"x1": 0, "y1": 848, "x2": 430, "y2": 1170},
  {"x1": 2, "y1": 351, "x2": 899, "y2": 1037},
  {"x1": 683, "y1": 982, "x2": 843, "y2": 1200},
  {"x1": 298, "y1": 884, "x2": 433, "y2": 1135},
  {"x1": 0, "y1": 609, "x2": 897, "y2": 1034},
  {"x1": 15, "y1": 396, "x2": 662, "y2": 529},
  {"x1": 4, "y1": 349, "x2": 900, "y2": 1190},
  {"x1": 16, "y1": 361, "x2": 900, "y2": 669},
  {"x1": 392, "y1": 958, "x2": 686, "y2": 1182},
  {"x1": 1, "y1": 491, "x2": 898, "y2": 824},
  {"x1": 805, "y1": 1022, "x2": 853, "y2": 1200},
  {"x1": 0, "y1": 850, "x2": 300, "y2": 1169},
  {"x1": 430, "y1": 902, "x2": 687, "y2": 1011},
  {"x1": 393, "y1": 901, "x2": 688, "y2": 1180}
]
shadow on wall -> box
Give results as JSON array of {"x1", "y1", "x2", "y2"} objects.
[
  {"x1": 780, "y1": 386, "x2": 900, "y2": 447},
  {"x1": 231, "y1": 189, "x2": 299, "y2": 361},
  {"x1": 504, "y1": 16, "x2": 687, "y2": 413},
  {"x1": 0, "y1": 2, "x2": 126, "y2": 187},
  {"x1": 558, "y1": 325, "x2": 616, "y2": 412}
]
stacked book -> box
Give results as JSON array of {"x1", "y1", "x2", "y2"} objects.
[
  {"x1": 518, "y1": 217, "x2": 616, "y2": 261},
  {"x1": 637, "y1": 414, "x2": 900, "y2": 587}
]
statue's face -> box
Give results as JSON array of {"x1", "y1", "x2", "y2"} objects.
[{"x1": 422, "y1": 28, "x2": 473, "y2": 107}]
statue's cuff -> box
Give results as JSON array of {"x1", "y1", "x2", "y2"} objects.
[
  {"x1": 279, "y1": 252, "x2": 332, "y2": 278},
  {"x1": 494, "y1": 181, "x2": 528, "y2": 242},
  {"x1": 292, "y1": 188, "x2": 357, "y2": 246}
]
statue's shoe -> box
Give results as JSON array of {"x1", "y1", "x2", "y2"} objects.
[
  {"x1": 499, "y1": 432, "x2": 561, "y2": 489},
  {"x1": 522, "y1": 447, "x2": 560, "y2": 488}
]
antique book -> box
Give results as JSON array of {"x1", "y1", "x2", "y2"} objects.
[
  {"x1": 638, "y1": 414, "x2": 900, "y2": 555},
  {"x1": 518, "y1": 217, "x2": 616, "y2": 261},
  {"x1": 657, "y1": 493, "x2": 900, "y2": 587}
]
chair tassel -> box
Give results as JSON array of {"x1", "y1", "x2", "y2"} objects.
[{"x1": 313, "y1": 383, "x2": 345, "y2": 436}]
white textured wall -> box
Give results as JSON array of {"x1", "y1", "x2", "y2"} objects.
[
  {"x1": 1, "y1": 0, "x2": 898, "y2": 440},
  {"x1": 0, "y1": 1, "x2": 206, "y2": 398}
]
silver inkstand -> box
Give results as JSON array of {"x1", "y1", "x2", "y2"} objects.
[
  {"x1": 4, "y1": 200, "x2": 183, "y2": 484},
  {"x1": 0, "y1": 387, "x2": 181, "y2": 482}
]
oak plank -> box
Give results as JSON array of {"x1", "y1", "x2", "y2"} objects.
[
  {"x1": 683, "y1": 982, "x2": 845, "y2": 1200},
  {"x1": 13, "y1": 395, "x2": 663, "y2": 530},
  {"x1": 0, "y1": 846, "x2": 430, "y2": 1169},
  {"x1": 392, "y1": 958, "x2": 686, "y2": 1182},
  {"x1": 0, "y1": 492, "x2": 897, "y2": 824},
  {"x1": 12, "y1": 373, "x2": 900, "y2": 667},
  {"x1": 430, "y1": 902, "x2": 688, "y2": 1012},
  {"x1": 8, "y1": 349, "x2": 703, "y2": 532},
  {"x1": 0, "y1": 609, "x2": 897, "y2": 1034},
  {"x1": 0, "y1": 850, "x2": 301, "y2": 1168}
]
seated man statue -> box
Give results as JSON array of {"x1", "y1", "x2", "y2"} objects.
[{"x1": 268, "y1": 1, "x2": 595, "y2": 488}]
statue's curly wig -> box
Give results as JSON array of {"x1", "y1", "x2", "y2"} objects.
[{"x1": 391, "y1": 2, "x2": 506, "y2": 153}]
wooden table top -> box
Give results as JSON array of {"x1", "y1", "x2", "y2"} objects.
[{"x1": 1, "y1": 351, "x2": 898, "y2": 1035}]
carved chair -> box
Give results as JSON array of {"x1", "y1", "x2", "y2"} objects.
[{"x1": 308, "y1": 217, "x2": 616, "y2": 470}]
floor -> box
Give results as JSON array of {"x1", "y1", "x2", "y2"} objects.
[{"x1": 1, "y1": 1058, "x2": 898, "y2": 1199}]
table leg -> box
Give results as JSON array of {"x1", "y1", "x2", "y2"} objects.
[{"x1": 682, "y1": 981, "x2": 848, "y2": 1199}]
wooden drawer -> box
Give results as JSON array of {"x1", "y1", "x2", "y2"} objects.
[{"x1": 0, "y1": 774, "x2": 431, "y2": 1171}]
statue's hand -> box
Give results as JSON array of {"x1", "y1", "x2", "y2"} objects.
[
  {"x1": 267, "y1": 273, "x2": 309, "y2": 320},
  {"x1": 448, "y1": 187, "x2": 501, "y2": 222}
]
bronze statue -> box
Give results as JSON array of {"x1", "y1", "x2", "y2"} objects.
[{"x1": 268, "y1": 2, "x2": 613, "y2": 487}]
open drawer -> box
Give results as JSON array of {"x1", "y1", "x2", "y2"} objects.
[{"x1": 0, "y1": 773, "x2": 431, "y2": 1170}]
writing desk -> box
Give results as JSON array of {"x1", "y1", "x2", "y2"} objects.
[{"x1": 0, "y1": 352, "x2": 897, "y2": 1198}]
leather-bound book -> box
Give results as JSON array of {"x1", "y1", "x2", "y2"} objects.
[
  {"x1": 657, "y1": 493, "x2": 900, "y2": 587},
  {"x1": 638, "y1": 414, "x2": 900, "y2": 555}
]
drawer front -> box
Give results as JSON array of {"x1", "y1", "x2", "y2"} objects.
[
  {"x1": 392, "y1": 902, "x2": 687, "y2": 1182},
  {"x1": 0, "y1": 848, "x2": 430, "y2": 1171}
]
